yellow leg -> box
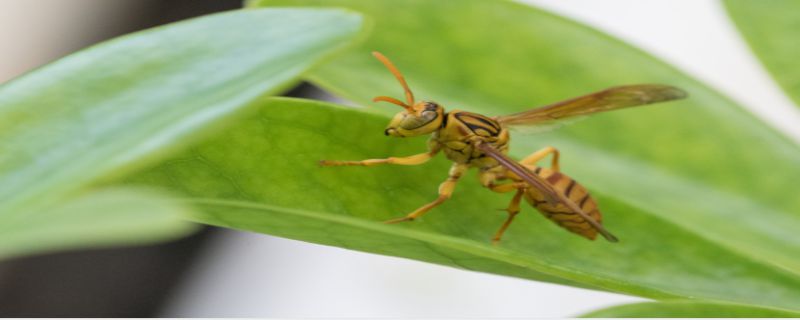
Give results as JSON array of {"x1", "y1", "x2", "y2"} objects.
[
  {"x1": 488, "y1": 182, "x2": 527, "y2": 193},
  {"x1": 320, "y1": 151, "x2": 435, "y2": 167},
  {"x1": 384, "y1": 164, "x2": 468, "y2": 223},
  {"x1": 520, "y1": 146, "x2": 560, "y2": 172},
  {"x1": 492, "y1": 189, "x2": 524, "y2": 244},
  {"x1": 479, "y1": 169, "x2": 526, "y2": 193}
]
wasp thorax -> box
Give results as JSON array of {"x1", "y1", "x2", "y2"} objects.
[{"x1": 385, "y1": 101, "x2": 445, "y2": 137}]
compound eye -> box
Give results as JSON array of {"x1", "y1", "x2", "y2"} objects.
[
  {"x1": 399, "y1": 110, "x2": 438, "y2": 130},
  {"x1": 424, "y1": 102, "x2": 439, "y2": 111},
  {"x1": 420, "y1": 110, "x2": 437, "y2": 122}
]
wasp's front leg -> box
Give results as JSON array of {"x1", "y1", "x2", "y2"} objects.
[
  {"x1": 320, "y1": 151, "x2": 435, "y2": 167},
  {"x1": 320, "y1": 142, "x2": 440, "y2": 167},
  {"x1": 384, "y1": 163, "x2": 468, "y2": 224}
]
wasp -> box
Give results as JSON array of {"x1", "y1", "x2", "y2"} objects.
[{"x1": 321, "y1": 52, "x2": 687, "y2": 244}]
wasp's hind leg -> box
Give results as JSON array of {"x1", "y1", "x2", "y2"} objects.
[
  {"x1": 478, "y1": 169, "x2": 525, "y2": 244},
  {"x1": 520, "y1": 146, "x2": 560, "y2": 172},
  {"x1": 384, "y1": 163, "x2": 467, "y2": 224},
  {"x1": 492, "y1": 189, "x2": 524, "y2": 245}
]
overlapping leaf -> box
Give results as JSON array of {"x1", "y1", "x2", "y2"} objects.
[{"x1": 0, "y1": 8, "x2": 363, "y2": 258}]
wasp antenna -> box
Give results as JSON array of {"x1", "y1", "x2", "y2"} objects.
[
  {"x1": 373, "y1": 96, "x2": 415, "y2": 112},
  {"x1": 372, "y1": 51, "x2": 415, "y2": 106}
]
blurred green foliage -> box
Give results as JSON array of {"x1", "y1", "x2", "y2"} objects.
[{"x1": 726, "y1": 0, "x2": 800, "y2": 106}]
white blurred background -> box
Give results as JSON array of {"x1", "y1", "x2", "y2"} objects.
[{"x1": 1, "y1": 0, "x2": 797, "y2": 317}]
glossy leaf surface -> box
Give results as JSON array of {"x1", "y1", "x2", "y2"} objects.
[{"x1": 0, "y1": 8, "x2": 363, "y2": 258}]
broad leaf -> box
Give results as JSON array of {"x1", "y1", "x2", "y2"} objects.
[
  {"x1": 0, "y1": 8, "x2": 363, "y2": 258},
  {"x1": 582, "y1": 301, "x2": 800, "y2": 318},
  {"x1": 131, "y1": 98, "x2": 800, "y2": 311},
  {"x1": 239, "y1": 0, "x2": 800, "y2": 310},
  {"x1": 724, "y1": 0, "x2": 800, "y2": 106}
]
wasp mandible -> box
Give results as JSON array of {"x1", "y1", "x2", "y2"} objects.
[{"x1": 321, "y1": 52, "x2": 687, "y2": 244}]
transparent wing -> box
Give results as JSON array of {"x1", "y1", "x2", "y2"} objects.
[
  {"x1": 495, "y1": 84, "x2": 687, "y2": 129},
  {"x1": 504, "y1": 115, "x2": 587, "y2": 135},
  {"x1": 476, "y1": 142, "x2": 619, "y2": 242}
]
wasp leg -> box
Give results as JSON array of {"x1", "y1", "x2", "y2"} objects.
[
  {"x1": 487, "y1": 182, "x2": 527, "y2": 193},
  {"x1": 384, "y1": 163, "x2": 467, "y2": 224},
  {"x1": 320, "y1": 151, "x2": 436, "y2": 167},
  {"x1": 519, "y1": 146, "x2": 560, "y2": 172},
  {"x1": 479, "y1": 169, "x2": 526, "y2": 193},
  {"x1": 321, "y1": 143, "x2": 441, "y2": 167},
  {"x1": 492, "y1": 189, "x2": 524, "y2": 245}
]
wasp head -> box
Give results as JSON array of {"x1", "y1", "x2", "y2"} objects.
[
  {"x1": 384, "y1": 101, "x2": 445, "y2": 137},
  {"x1": 371, "y1": 51, "x2": 445, "y2": 137}
]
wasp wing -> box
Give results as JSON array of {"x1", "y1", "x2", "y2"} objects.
[
  {"x1": 476, "y1": 142, "x2": 619, "y2": 242},
  {"x1": 495, "y1": 84, "x2": 687, "y2": 128}
]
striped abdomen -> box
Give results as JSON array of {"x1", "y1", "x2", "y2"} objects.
[{"x1": 522, "y1": 165, "x2": 603, "y2": 240}]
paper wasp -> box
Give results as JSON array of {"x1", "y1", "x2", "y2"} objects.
[{"x1": 321, "y1": 52, "x2": 687, "y2": 243}]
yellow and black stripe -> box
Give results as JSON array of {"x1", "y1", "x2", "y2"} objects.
[
  {"x1": 525, "y1": 166, "x2": 602, "y2": 240},
  {"x1": 452, "y1": 111, "x2": 502, "y2": 138}
]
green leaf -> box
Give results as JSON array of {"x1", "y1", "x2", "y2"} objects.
[
  {"x1": 0, "y1": 8, "x2": 363, "y2": 258},
  {"x1": 0, "y1": 188, "x2": 196, "y2": 259},
  {"x1": 131, "y1": 98, "x2": 800, "y2": 311},
  {"x1": 724, "y1": 0, "x2": 800, "y2": 106},
  {"x1": 582, "y1": 301, "x2": 800, "y2": 318},
  {"x1": 240, "y1": 0, "x2": 800, "y2": 307}
]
